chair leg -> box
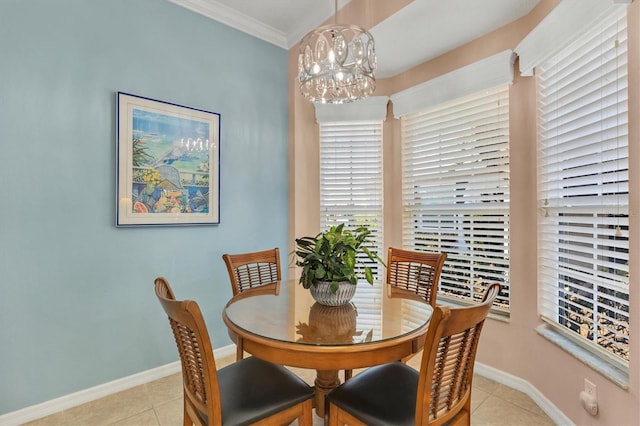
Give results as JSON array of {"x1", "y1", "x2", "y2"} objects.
[
  {"x1": 344, "y1": 369, "x2": 352, "y2": 381},
  {"x1": 298, "y1": 399, "x2": 314, "y2": 426},
  {"x1": 182, "y1": 407, "x2": 193, "y2": 426},
  {"x1": 329, "y1": 402, "x2": 365, "y2": 426},
  {"x1": 329, "y1": 402, "x2": 340, "y2": 426},
  {"x1": 448, "y1": 409, "x2": 470, "y2": 426},
  {"x1": 183, "y1": 402, "x2": 191, "y2": 426},
  {"x1": 236, "y1": 337, "x2": 244, "y2": 361}
]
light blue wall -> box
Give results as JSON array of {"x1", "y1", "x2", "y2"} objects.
[{"x1": 0, "y1": 0, "x2": 289, "y2": 414}]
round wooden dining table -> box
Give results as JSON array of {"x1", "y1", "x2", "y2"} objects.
[{"x1": 222, "y1": 279, "x2": 433, "y2": 417}]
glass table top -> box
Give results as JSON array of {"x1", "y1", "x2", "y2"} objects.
[{"x1": 224, "y1": 280, "x2": 433, "y2": 347}]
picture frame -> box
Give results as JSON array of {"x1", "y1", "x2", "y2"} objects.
[{"x1": 116, "y1": 92, "x2": 220, "y2": 227}]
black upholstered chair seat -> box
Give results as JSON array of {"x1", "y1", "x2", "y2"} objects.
[
  {"x1": 327, "y1": 361, "x2": 418, "y2": 426},
  {"x1": 215, "y1": 356, "x2": 314, "y2": 425},
  {"x1": 154, "y1": 277, "x2": 314, "y2": 425},
  {"x1": 327, "y1": 283, "x2": 502, "y2": 426}
]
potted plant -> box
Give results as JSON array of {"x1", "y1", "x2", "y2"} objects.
[{"x1": 294, "y1": 224, "x2": 385, "y2": 305}]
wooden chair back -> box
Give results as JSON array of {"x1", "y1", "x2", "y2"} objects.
[
  {"x1": 416, "y1": 283, "x2": 502, "y2": 425},
  {"x1": 222, "y1": 248, "x2": 281, "y2": 296},
  {"x1": 386, "y1": 247, "x2": 447, "y2": 306},
  {"x1": 154, "y1": 277, "x2": 221, "y2": 426},
  {"x1": 155, "y1": 277, "x2": 314, "y2": 425}
]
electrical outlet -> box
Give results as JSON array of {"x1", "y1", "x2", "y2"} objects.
[
  {"x1": 584, "y1": 378, "x2": 597, "y2": 397},
  {"x1": 581, "y1": 379, "x2": 599, "y2": 416}
]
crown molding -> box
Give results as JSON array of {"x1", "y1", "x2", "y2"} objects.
[{"x1": 168, "y1": 0, "x2": 288, "y2": 49}]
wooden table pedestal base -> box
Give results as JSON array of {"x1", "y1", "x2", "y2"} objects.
[{"x1": 314, "y1": 369, "x2": 341, "y2": 418}]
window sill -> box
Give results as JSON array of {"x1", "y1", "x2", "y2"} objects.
[{"x1": 536, "y1": 325, "x2": 629, "y2": 389}]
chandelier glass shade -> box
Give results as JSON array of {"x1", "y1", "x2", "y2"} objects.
[{"x1": 298, "y1": 22, "x2": 376, "y2": 104}]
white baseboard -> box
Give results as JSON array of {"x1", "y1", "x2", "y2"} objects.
[
  {"x1": 0, "y1": 344, "x2": 236, "y2": 426},
  {"x1": 1, "y1": 348, "x2": 570, "y2": 426},
  {"x1": 475, "y1": 362, "x2": 574, "y2": 426}
]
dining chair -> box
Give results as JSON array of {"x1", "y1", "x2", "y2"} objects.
[
  {"x1": 342, "y1": 248, "x2": 447, "y2": 382},
  {"x1": 386, "y1": 247, "x2": 448, "y2": 307},
  {"x1": 222, "y1": 248, "x2": 281, "y2": 297},
  {"x1": 222, "y1": 248, "x2": 281, "y2": 361},
  {"x1": 327, "y1": 283, "x2": 502, "y2": 426},
  {"x1": 154, "y1": 277, "x2": 314, "y2": 426}
]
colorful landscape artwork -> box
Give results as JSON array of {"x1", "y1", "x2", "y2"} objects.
[{"x1": 117, "y1": 93, "x2": 219, "y2": 226}]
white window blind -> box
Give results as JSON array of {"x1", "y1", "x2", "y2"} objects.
[
  {"x1": 537, "y1": 8, "x2": 629, "y2": 364},
  {"x1": 319, "y1": 121, "x2": 384, "y2": 315},
  {"x1": 400, "y1": 85, "x2": 510, "y2": 308}
]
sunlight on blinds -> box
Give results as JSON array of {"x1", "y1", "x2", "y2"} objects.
[
  {"x1": 400, "y1": 85, "x2": 510, "y2": 309},
  {"x1": 537, "y1": 8, "x2": 629, "y2": 364},
  {"x1": 319, "y1": 120, "x2": 384, "y2": 323}
]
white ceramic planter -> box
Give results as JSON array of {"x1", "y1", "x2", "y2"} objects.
[{"x1": 309, "y1": 281, "x2": 357, "y2": 306}]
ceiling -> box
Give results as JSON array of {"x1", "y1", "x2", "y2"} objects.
[{"x1": 169, "y1": 0, "x2": 540, "y2": 78}]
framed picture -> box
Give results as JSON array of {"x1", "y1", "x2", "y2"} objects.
[{"x1": 116, "y1": 92, "x2": 220, "y2": 226}]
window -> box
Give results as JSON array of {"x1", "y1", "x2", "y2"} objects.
[
  {"x1": 400, "y1": 85, "x2": 510, "y2": 308},
  {"x1": 319, "y1": 120, "x2": 384, "y2": 308},
  {"x1": 537, "y1": 8, "x2": 629, "y2": 365}
]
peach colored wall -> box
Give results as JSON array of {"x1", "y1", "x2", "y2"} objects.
[{"x1": 289, "y1": 1, "x2": 639, "y2": 424}]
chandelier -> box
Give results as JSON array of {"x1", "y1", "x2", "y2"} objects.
[{"x1": 297, "y1": 0, "x2": 376, "y2": 104}]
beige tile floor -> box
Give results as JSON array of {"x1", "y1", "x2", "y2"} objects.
[{"x1": 24, "y1": 353, "x2": 555, "y2": 426}]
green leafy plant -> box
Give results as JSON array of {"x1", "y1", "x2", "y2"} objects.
[
  {"x1": 295, "y1": 224, "x2": 385, "y2": 294},
  {"x1": 132, "y1": 137, "x2": 153, "y2": 167}
]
